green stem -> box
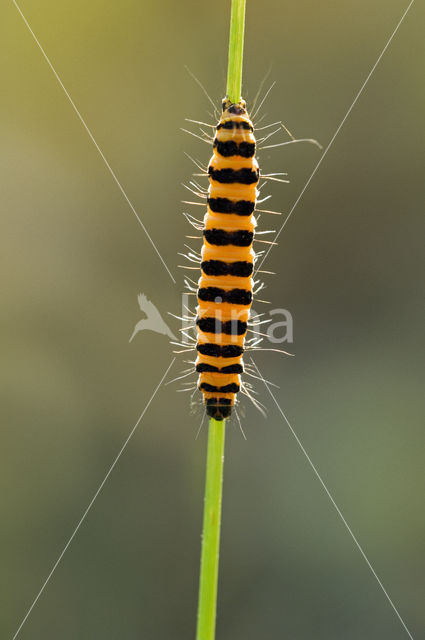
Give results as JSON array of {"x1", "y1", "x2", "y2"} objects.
[
  {"x1": 226, "y1": 0, "x2": 247, "y2": 103},
  {"x1": 195, "y1": 418, "x2": 226, "y2": 640}
]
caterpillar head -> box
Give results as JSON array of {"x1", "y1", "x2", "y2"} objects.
[{"x1": 222, "y1": 97, "x2": 248, "y2": 116}]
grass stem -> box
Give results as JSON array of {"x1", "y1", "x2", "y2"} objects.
[
  {"x1": 196, "y1": 418, "x2": 226, "y2": 640},
  {"x1": 226, "y1": 0, "x2": 246, "y2": 103}
]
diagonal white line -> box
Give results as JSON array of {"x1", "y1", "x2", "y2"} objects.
[
  {"x1": 12, "y1": 0, "x2": 176, "y2": 285},
  {"x1": 11, "y1": 357, "x2": 175, "y2": 640},
  {"x1": 256, "y1": 0, "x2": 415, "y2": 275},
  {"x1": 250, "y1": 357, "x2": 415, "y2": 640}
]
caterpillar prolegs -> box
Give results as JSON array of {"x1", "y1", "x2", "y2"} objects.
[{"x1": 195, "y1": 98, "x2": 258, "y2": 421}]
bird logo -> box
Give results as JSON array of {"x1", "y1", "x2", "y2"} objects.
[{"x1": 129, "y1": 293, "x2": 176, "y2": 343}]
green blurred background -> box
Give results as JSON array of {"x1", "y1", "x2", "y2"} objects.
[{"x1": 1, "y1": 1, "x2": 424, "y2": 638}]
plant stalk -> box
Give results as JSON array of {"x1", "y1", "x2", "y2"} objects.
[
  {"x1": 226, "y1": 0, "x2": 246, "y2": 103},
  {"x1": 196, "y1": 418, "x2": 226, "y2": 640}
]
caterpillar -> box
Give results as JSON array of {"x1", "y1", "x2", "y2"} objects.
[{"x1": 195, "y1": 97, "x2": 258, "y2": 421}]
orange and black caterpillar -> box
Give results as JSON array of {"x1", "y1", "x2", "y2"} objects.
[{"x1": 195, "y1": 97, "x2": 258, "y2": 421}]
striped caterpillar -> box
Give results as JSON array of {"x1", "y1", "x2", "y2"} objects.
[{"x1": 195, "y1": 97, "x2": 258, "y2": 421}]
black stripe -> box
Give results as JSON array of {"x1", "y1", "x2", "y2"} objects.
[
  {"x1": 195, "y1": 363, "x2": 244, "y2": 374},
  {"x1": 214, "y1": 140, "x2": 237, "y2": 157},
  {"x1": 222, "y1": 344, "x2": 244, "y2": 357},
  {"x1": 197, "y1": 317, "x2": 247, "y2": 335},
  {"x1": 206, "y1": 405, "x2": 231, "y2": 419},
  {"x1": 214, "y1": 140, "x2": 256, "y2": 158},
  {"x1": 196, "y1": 362, "x2": 218, "y2": 373},
  {"x1": 197, "y1": 343, "x2": 243, "y2": 358},
  {"x1": 226, "y1": 289, "x2": 252, "y2": 305},
  {"x1": 200, "y1": 382, "x2": 240, "y2": 393},
  {"x1": 204, "y1": 229, "x2": 253, "y2": 247},
  {"x1": 228, "y1": 261, "x2": 253, "y2": 277},
  {"x1": 239, "y1": 141, "x2": 256, "y2": 157},
  {"x1": 208, "y1": 167, "x2": 259, "y2": 184},
  {"x1": 196, "y1": 317, "x2": 217, "y2": 333},
  {"x1": 221, "y1": 363, "x2": 244, "y2": 374},
  {"x1": 200, "y1": 383, "x2": 217, "y2": 392},
  {"x1": 198, "y1": 287, "x2": 252, "y2": 305},
  {"x1": 198, "y1": 287, "x2": 226, "y2": 302},
  {"x1": 201, "y1": 260, "x2": 229, "y2": 276},
  {"x1": 218, "y1": 382, "x2": 240, "y2": 393},
  {"x1": 216, "y1": 120, "x2": 253, "y2": 131},
  {"x1": 222, "y1": 319, "x2": 247, "y2": 335},
  {"x1": 197, "y1": 342, "x2": 220, "y2": 357},
  {"x1": 208, "y1": 197, "x2": 255, "y2": 216},
  {"x1": 201, "y1": 260, "x2": 253, "y2": 277}
]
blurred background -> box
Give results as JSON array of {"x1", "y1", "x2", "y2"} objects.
[{"x1": 1, "y1": 0, "x2": 424, "y2": 638}]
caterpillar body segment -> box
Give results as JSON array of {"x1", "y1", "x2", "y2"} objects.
[{"x1": 196, "y1": 98, "x2": 258, "y2": 420}]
